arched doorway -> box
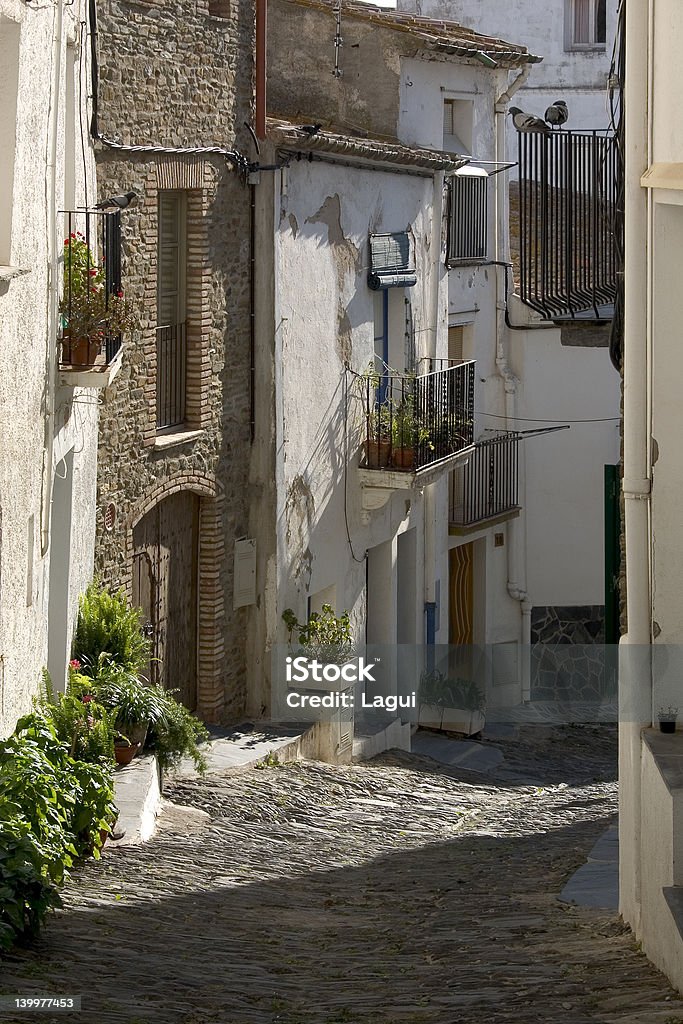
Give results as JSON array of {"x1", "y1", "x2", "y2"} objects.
[{"x1": 132, "y1": 490, "x2": 200, "y2": 710}]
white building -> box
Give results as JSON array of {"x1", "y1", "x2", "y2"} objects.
[
  {"x1": 0, "y1": 0, "x2": 104, "y2": 734},
  {"x1": 620, "y1": 0, "x2": 683, "y2": 993},
  {"x1": 248, "y1": 0, "x2": 619, "y2": 757},
  {"x1": 397, "y1": 0, "x2": 617, "y2": 162}
]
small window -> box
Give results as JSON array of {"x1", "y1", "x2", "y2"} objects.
[
  {"x1": 157, "y1": 192, "x2": 187, "y2": 430},
  {"x1": 448, "y1": 168, "x2": 488, "y2": 265},
  {"x1": 566, "y1": 0, "x2": 606, "y2": 50},
  {"x1": 442, "y1": 97, "x2": 473, "y2": 155},
  {"x1": 368, "y1": 232, "x2": 416, "y2": 290}
]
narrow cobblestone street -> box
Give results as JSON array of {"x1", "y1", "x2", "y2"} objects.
[{"x1": 1, "y1": 726, "x2": 682, "y2": 1024}]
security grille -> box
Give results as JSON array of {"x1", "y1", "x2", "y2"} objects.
[{"x1": 448, "y1": 172, "x2": 488, "y2": 264}]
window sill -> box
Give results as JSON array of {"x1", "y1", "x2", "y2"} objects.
[
  {"x1": 0, "y1": 265, "x2": 30, "y2": 282},
  {"x1": 154, "y1": 427, "x2": 205, "y2": 450},
  {"x1": 565, "y1": 43, "x2": 606, "y2": 52}
]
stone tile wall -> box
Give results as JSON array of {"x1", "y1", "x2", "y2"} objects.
[{"x1": 93, "y1": 0, "x2": 255, "y2": 721}]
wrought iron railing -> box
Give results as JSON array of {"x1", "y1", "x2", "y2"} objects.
[
  {"x1": 156, "y1": 322, "x2": 187, "y2": 429},
  {"x1": 59, "y1": 208, "x2": 123, "y2": 369},
  {"x1": 516, "y1": 129, "x2": 618, "y2": 319},
  {"x1": 449, "y1": 432, "x2": 519, "y2": 526},
  {"x1": 361, "y1": 359, "x2": 475, "y2": 473}
]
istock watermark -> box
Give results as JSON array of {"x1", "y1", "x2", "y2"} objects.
[{"x1": 285, "y1": 655, "x2": 378, "y2": 685}]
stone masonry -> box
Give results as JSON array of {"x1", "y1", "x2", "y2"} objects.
[{"x1": 92, "y1": 0, "x2": 256, "y2": 720}]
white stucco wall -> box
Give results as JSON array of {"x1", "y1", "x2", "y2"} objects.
[
  {"x1": 513, "y1": 323, "x2": 620, "y2": 606},
  {"x1": 397, "y1": 0, "x2": 616, "y2": 170},
  {"x1": 0, "y1": 0, "x2": 99, "y2": 735},
  {"x1": 273, "y1": 157, "x2": 450, "y2": 651}
]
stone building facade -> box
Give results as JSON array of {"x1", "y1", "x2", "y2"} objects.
[{"x1": 92, "y1": 0, "x2": 255, "y2": 721}]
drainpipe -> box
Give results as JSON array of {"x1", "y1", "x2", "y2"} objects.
[
  {"x1": 41, "y1": 0, "x2": 64, "y2": 556},
  {"x1": 619, "y1": 0, "x2": 652, "y2": 933},
  {"x1": 424, "y1": 170, "x2": 445, "y2": 643},
  {"x1": 494, "y1": 66, "x2": 532, "y2": 693},
  {"x1": 255, "y1": 0, "x2": 267, "y2": 140}
]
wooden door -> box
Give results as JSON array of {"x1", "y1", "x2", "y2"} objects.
[
  {"x1": 449, "y1": 543, "x2": 474, "y2": 682},
  {"x1": 132, "y1": 491, "x2": 199, "y2": 710}
]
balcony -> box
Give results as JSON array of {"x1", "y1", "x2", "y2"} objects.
[
  {"x1": 514, "y1": 129, "x2": 618, "y2": 320},
  {"x1": 58, "y1": 209, "x2": 126, "y2": 389},
  {"x1": 359, "y1": 359, "x2": 475, "y2": 517},
  {"x1": 449, "y1": 432, "x2": 520, "y2": 531}
]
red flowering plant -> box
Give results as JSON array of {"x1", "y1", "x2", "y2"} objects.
[
  {"x1": 59, "y1": 232, "x2": 140, "y2": 342},
  {"x1": 37, "y1": 668, "x2": 115, "y2": 766}
]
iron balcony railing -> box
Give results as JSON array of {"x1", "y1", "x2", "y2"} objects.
[
  {"x1": 516, "y1": 129, "x2": 618, "y2": 320},
  {"x1": 59, "y1": 208, "x2": 123, "y2": 369},
  {"x1": 449, "y1": 432, "x2": 519, "y2": 526},
  {"x1": 362, "y1": 359, "x2": 475, "y2": 473},
  {"x1": 156, "y1": 322, "x2": 187, "y2": 429}
]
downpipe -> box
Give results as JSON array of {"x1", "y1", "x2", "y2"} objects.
[
  {"x1": 424, "y1": 171, "x2": 445, "y2": 644},
  {"x1": 41, "y1": 0, "x2": 65, "y2": 556},
  {"x1": 495, "y1": 67, "x2": 531, "y2": 696}
]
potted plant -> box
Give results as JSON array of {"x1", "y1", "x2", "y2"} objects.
[
  {"x1": 658, "y1": 705, "x2": 678, "y2": 733},
  {"x1": 365, "y1": 403, "x2": 392, "y2": 468},
  {"x1": 87, "y1": 659, "x2": 168, "y2": 752},
  {"x1": 59, "y1": 232, "x2": 140, "y2": 367},
  {"x1": 390, "y1": 395, "x2": 431, "y2": 470},
  {"x1": 282, "y1": 604, "x2": 354, "y2": 666},
  {"x1": 417, "y1": 669, "x2": 486, "y2": 736}
]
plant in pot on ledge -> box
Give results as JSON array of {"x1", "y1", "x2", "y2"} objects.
[
  {"x1": 59, "y1": 232, "x2": 140, "y2": 367},
  {"x1": 391, "y1": 395, "x2": 432, "y2": 470}
]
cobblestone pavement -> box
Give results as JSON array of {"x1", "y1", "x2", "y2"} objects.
[{"x1": 2, "y1": 725, "x2": 683, "y2": 1024}]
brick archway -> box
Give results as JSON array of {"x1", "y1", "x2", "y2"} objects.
[{"x1": 125, "y1": 472, "x2": 226, "y2": 722}]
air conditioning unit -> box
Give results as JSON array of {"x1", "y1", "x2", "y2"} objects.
[{"x1": 448, "y1": 165, "x2": 488, "y2": 265}]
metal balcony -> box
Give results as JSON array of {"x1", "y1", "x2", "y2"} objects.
[
  {"x1": 58, "y1": 209, "x2": 124, "y2": 388},
  {"x1": 516, "y1": 129, "x2": 618, "y2": 320},
  {"x1": 358, "y1": 359, "x2": 475, "y2": 518},
  {"x1": 449, "y1": 432, "x2": 520, "y2": 528}
]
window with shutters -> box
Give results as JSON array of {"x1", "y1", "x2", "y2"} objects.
[
  {"x1": 156, "y1": 192, "x2": 187, "y2": 430},
  {"x1": 565, "y1": 0, "x2": 606, "y2": 49},
  {"x1": 447, "y1": 168, "x2": 488, "y2": 265},
  {"x1": 442, "y1": 97, "x2": 473, "y2": 155}
]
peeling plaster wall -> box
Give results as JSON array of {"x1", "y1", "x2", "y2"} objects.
[
  {"x1": 0, "y1": 0, "x2": 99, "y2": 734},
  {"x1": 255, "y1": 155, "x2": 450, "y2": 683}
]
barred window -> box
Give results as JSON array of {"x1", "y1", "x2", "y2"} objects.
[{"x1": 448, "y1": 168, "x2": 488, "y2": 265}]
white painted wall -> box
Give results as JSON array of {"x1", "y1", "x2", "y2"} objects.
[
  {"x1": 272, "y1": 157, "x2": 450, "y2": 646},
  {"x1": 397, "y1": 0, "x2": 616, "y2": 171},
  {"x1": 404, "y1": 45, "x2": 620, "y2": 695},
  {"x1": 0, "y1": 0, "x2": 99, "y2": 734}
]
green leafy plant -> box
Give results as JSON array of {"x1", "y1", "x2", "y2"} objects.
[
  {"x1": 418, "y1": 669, "x2": 485, "y2": 712},
  {"x1": 391, "y1": 394, "x2": 431, "y2": 450},
  {"x1": 145, "y1": 690, "x2": 209, "y2": 773},
  {"x1": 72, "y1": 581, "x2": 151, "y2": 679},
  {"x1": 282, "y1": 604, "x2": 354, "y2": 665},
  {"x1": 0, "y1": 710, "x2": 116, "y2": 950},
  {"x1": 59, "y1": 233, "x2": 140, "y2": 340},
  {"x1": 86, "y1": 659, "x2": 168, "y2": 733},
  {"x1": 38, "y1": 668, "x2": 115, "y2": 765}
]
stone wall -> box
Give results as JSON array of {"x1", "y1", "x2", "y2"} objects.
[
  {"x1": 529, "y1": 604, "x2": 616, "y2": 704},
  {"x1": 94, "y1": 0, "x2": 254, "y2": 721}
]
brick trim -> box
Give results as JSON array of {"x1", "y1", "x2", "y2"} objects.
[{"x1": 122, "y1": 470, "x2": 226, "y2": 721}]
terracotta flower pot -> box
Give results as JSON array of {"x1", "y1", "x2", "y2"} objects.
[
  {"x1": 115, "y1": 741, "x2": 141, "y2": 766},
  {"x1": 364, "y1": 440, "x2": 391, "y2": 468},
  {"x1": 391, "y1": 446, "x2": 416, "y2": 470},
  {"x1": 61, "y1": 333, "x2": 101, "y2": 367}
]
